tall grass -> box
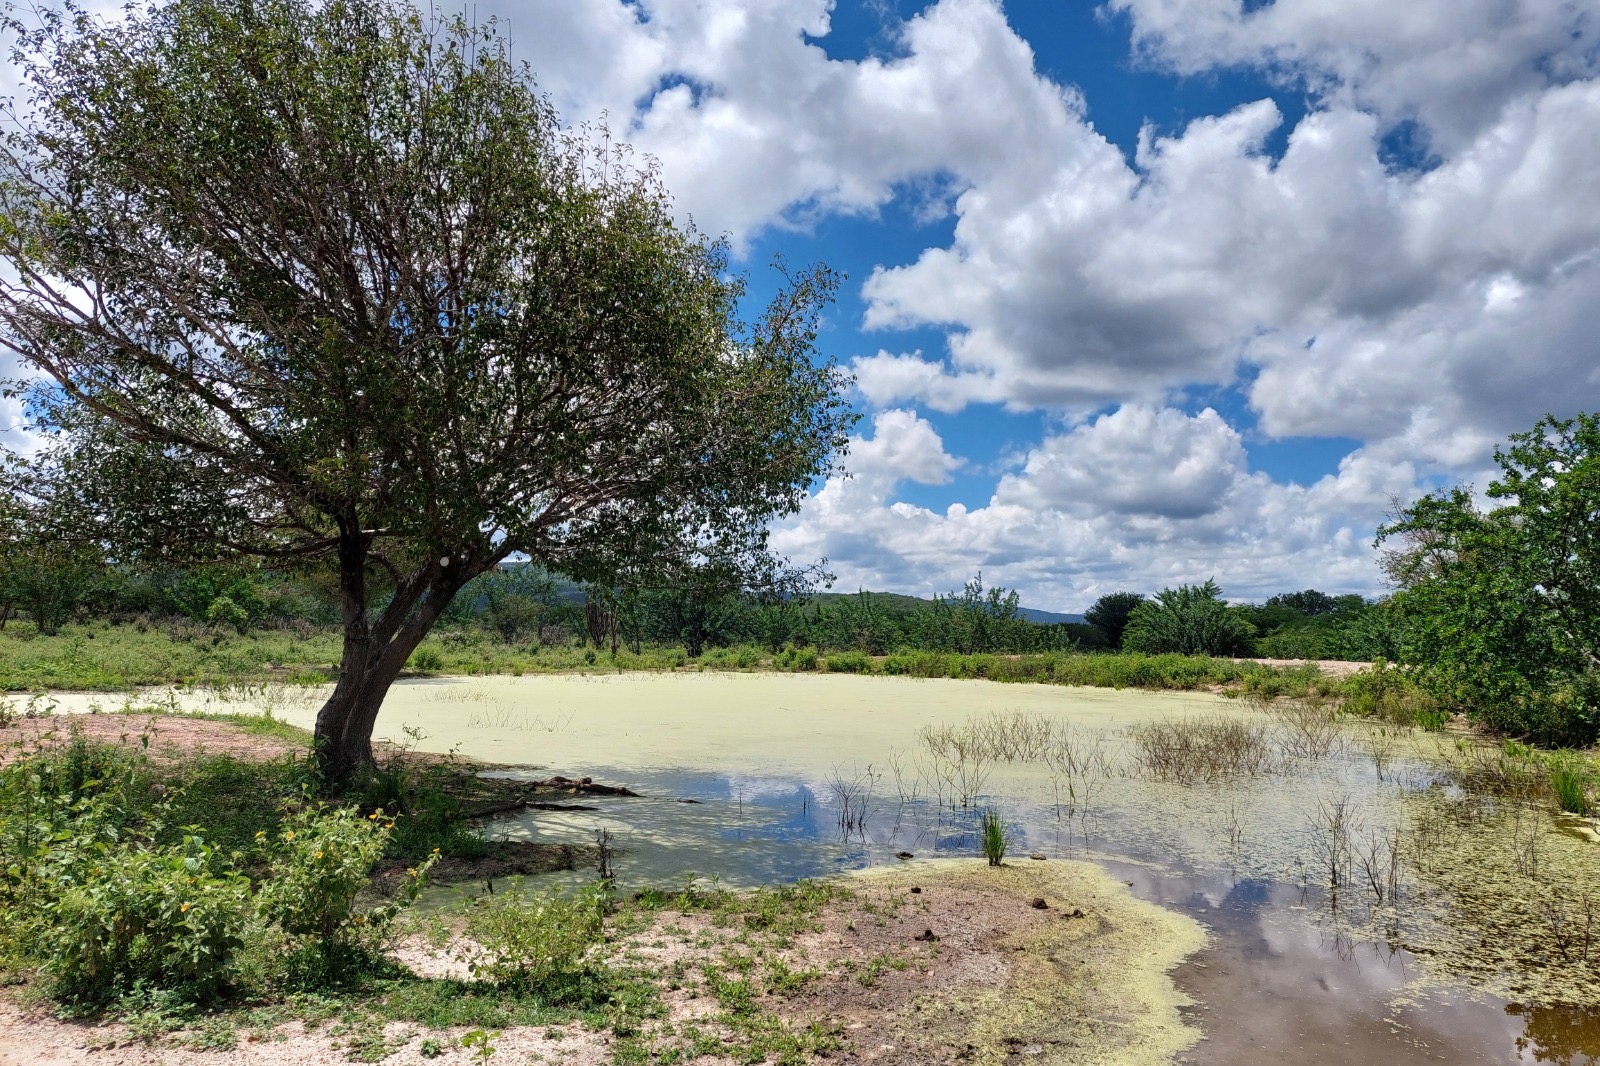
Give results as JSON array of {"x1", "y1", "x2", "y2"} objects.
[
  {"x1": 1549, "y1": 757, "x2": 1591, "y2": 815},
  {"x1": 980, "y1": 809, "x2": 1007, "y2": 866}
]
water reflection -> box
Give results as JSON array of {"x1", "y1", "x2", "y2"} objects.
[
  {"x1": 217, "y1": 674, "x2": 1597, "y2": 1065},
  {"x1": 1509, "y1": 1004, "x2": 1600, "y2": 1064},
  {"x1": 478, "y1": 753, "x2": 1598, "y2": 1066}
]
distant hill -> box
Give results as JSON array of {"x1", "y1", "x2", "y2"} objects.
[
  {"x1": 504, "y1": 568, "x2": 1085, "y2": 623},
  {"x1": 812, "y1": 589, "x2": 1083, "y2": 624},
  {"x1": 1017, "y1": 607, "x2": 1086, "y2": 625}
]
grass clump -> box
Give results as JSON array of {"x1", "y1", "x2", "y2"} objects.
[
  {"x1": 1548, "y1": 755, "x2": 1592, "y2": 815},
  {"x1": 980, "y1": 809, "x2": 1007, "y2": 866}
]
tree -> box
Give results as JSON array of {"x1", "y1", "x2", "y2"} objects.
[
  {"x1": 1121, "y1": 580, "x2": 1254, "y2": 657},
  {"x1": 1084, "y1": 591, "x2": 1145, "y2": 650},
  {"x1": 1378, "y1": 414, "x2": 1600, "y2": 745},
  {"x1": 1263, "y1": 589, "x2": 1340, "y2": 616},
  {"x1": 0, "y1": 0, "x2": 852, "y2": 783}
]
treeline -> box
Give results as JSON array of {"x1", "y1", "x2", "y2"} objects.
[
  {"x1": 0, "y1": 554, "x2": 338, "y2": 635},
  {"x1": 0, "y1": 536, "x2": 1396, "y2": 664},
  {"x1": 1083, "y1": 581, "x2": 1401, "y2": 662},
  {"x1": 454, "y1": 574, "x2": 1092, "y2": 657}
]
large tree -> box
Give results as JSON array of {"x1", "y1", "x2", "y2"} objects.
[
  {"x1": 1121, "y1": 580, "x2": 1254, "y2": 657},
  {"x1": 0, "y1": 0, "x2": 853, "y2": 782},
  {"x1": 1084, "y1": 591, "x2": 1144, "y2": 650},
  {"x1": 1379, "y1": 414, "x2": 1600, "y2": 745}
]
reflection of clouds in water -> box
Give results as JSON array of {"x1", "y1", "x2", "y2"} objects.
[
  {"x1": 463, "y1": 726, "x2": 1593, "y2": 1063},
  {"x1": 1118, "y1": 863, "x2": 1527, "y2": 1066}
]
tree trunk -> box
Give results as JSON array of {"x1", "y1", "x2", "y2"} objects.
[
  {"x1": 312, "y1": 529, "x2": 475, "y2": 789},
  {"x1": 314, "y1": 606, "x2": 451, "y2": 787}
]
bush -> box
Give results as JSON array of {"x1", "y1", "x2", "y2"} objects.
[
  {"x1": 40, "y1": 833, "x2": 251, "y2": 1008},
  {"x1": 256, "y1": 806, "x2": 424, "y2": 960},
  {"x1": 774, "y1": 646, "x2": 817, "y2": 672},
  {"x1": 203, "y1": 595, "x2": 250, "y2": 634},
  {"x1": 462, "y1": 882, "x2": 605, "y2": 989},
  {"x1": 408, "y1": 646, "x2": 445, "y2": 673},
  {"x1": 1337, "y1": 661, "x2": 1443, "y2": 728},
  {"x1": 821, "y1": 650, "x2": 872, "y2": 674}
]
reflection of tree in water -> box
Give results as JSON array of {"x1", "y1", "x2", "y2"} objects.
[{"x1": 1511, "y1": 1003, "x2": 1600, "y2": 1064}]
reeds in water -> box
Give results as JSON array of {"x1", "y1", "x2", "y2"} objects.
[
  {"x1": 1130, "y1": 714, "x2": 1275, "y2": 783},
  {"x1": 980, "y1": 809, "x2": 1007, "y2": 866}
]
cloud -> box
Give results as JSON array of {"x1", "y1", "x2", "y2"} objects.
[
  {"x1": 499, "y1": 0, "x2": 1084, "y2": 248},
  {"x1": 1106, "y1": 0, "x2": 1598, "y2": 152},
  {"x1": 851, "y1": 350, "x2": 1011, "y2": 413},
  {"x1": 847, "y1": 408, "x2": 961, "y2": 487},
  {"x1": 996, "y1": 406, "x2": 1246, "y2": 520},
  {"x1": 772, "y1": 406, "x2": 1417, "y2": 610},
  {"x1": 860, "y1": 80, "x2": 1600, "y2": 457}
]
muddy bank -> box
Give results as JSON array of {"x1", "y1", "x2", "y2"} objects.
[{"x1": 847, "y1": 860, "x2": 1205, "y2": 1065}]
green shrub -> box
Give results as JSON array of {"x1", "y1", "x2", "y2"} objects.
[
  {"x1": 775, "y1": 646, "x2": 817, "y2": 672},
  {"x1": 821, "y1": 651, "x2": 872, "y2": 674},
  {"x1": 407, "y1": 646, "x2": 444, "y2": 673},
  {"x1": 462, "y1": 882, "x2": 605, "y2": 989},
  {"x1": 1337, "y1": 661, "x2": 1442, "y2": 728},
  {"x1": 257, "y1": 806, "x2": 419, "y2": 953},
  {"x1": 40, "y1": 833, "x2": 251, "y2": 1008},
  {"x1": 203, "y1": 595, "x2": 250, "y2": 634}
]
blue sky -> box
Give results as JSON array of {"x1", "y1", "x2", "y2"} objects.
[{"x1": 4, "y1": 0, "x2": 1598, "y2": 612}]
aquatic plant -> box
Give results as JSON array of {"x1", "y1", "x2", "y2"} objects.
[
  {"x1": 916, "y1": 721, "x2": 994, "y2": 808},
  {"x1": 1309, "y1": 795, "x2": 1357, "y2": 906},
  {"x1": 980, "y1": 809, "x2": 1007, "y2": 866},
  {"x1": 1129, "y1": 714, "x2": 1275, "y2": 783},
  {"x1": 1267, "y1": 698, "x2": 1346, "y2": 760},
  {"x1": 826, "y1": 764, "x2": 880, "y2": 837},
  {"x1": 1549, "y1": 758, "x2": 1591, "y2": 815}
]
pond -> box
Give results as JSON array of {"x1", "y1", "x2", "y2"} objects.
[{"x1": 242, "y1": 672, "x2": 1600, "y2": 1064}]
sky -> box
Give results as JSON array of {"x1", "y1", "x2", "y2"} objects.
[{"x1": 5, "y1": 0, "x2": 1600, "y2": 612}]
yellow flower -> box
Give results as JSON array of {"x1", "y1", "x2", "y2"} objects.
[
  {"x1": 255, "y1": 831, "x2": 265, "y2": 839},
  {"x1": 180, "y1": 903, "x2": 191, "y2": 913},
  {"x1": 284, "y1": 830, "x2": 295, "y2": 840},
  {"x1": 407, "y1": 867, "x2": 418, "y2": 877},
  {"x1": 353, "y1": 916, "x2": 366, "y2": 925},
  {"x1": 368, "y1": 813, "x2": 377, "y2": 820},
  {"x1": 315, "y1": 850, "x2": 324, "y2": 859},
  {"x1": 431, "y1": 848, "x2": 440, "y2": 854}
]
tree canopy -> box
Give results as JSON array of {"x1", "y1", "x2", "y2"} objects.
[
  {"x1": 1379, "y1": 413, "x2": 1600, "y2": 745},
  {"x1": 0, "y1": 0, "x2": 853, "y2": 780},
  {"x1": 1084, "y1": 591, "x2": 1144, "y2": 650},
  {"x1": 1121, "y1": 580, "x2": 1254, "y2": 658}
]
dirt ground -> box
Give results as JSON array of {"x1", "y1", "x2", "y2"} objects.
[
  {"x1": 1237, "y1": 657, "x2": 1367, "y2": 678},
  {"x1": 0, "y1": 857, "x2": 1203, "y2": 1066},
  {"x1": 0, "y1": 710, "x2": 304, "y2": 766}
]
